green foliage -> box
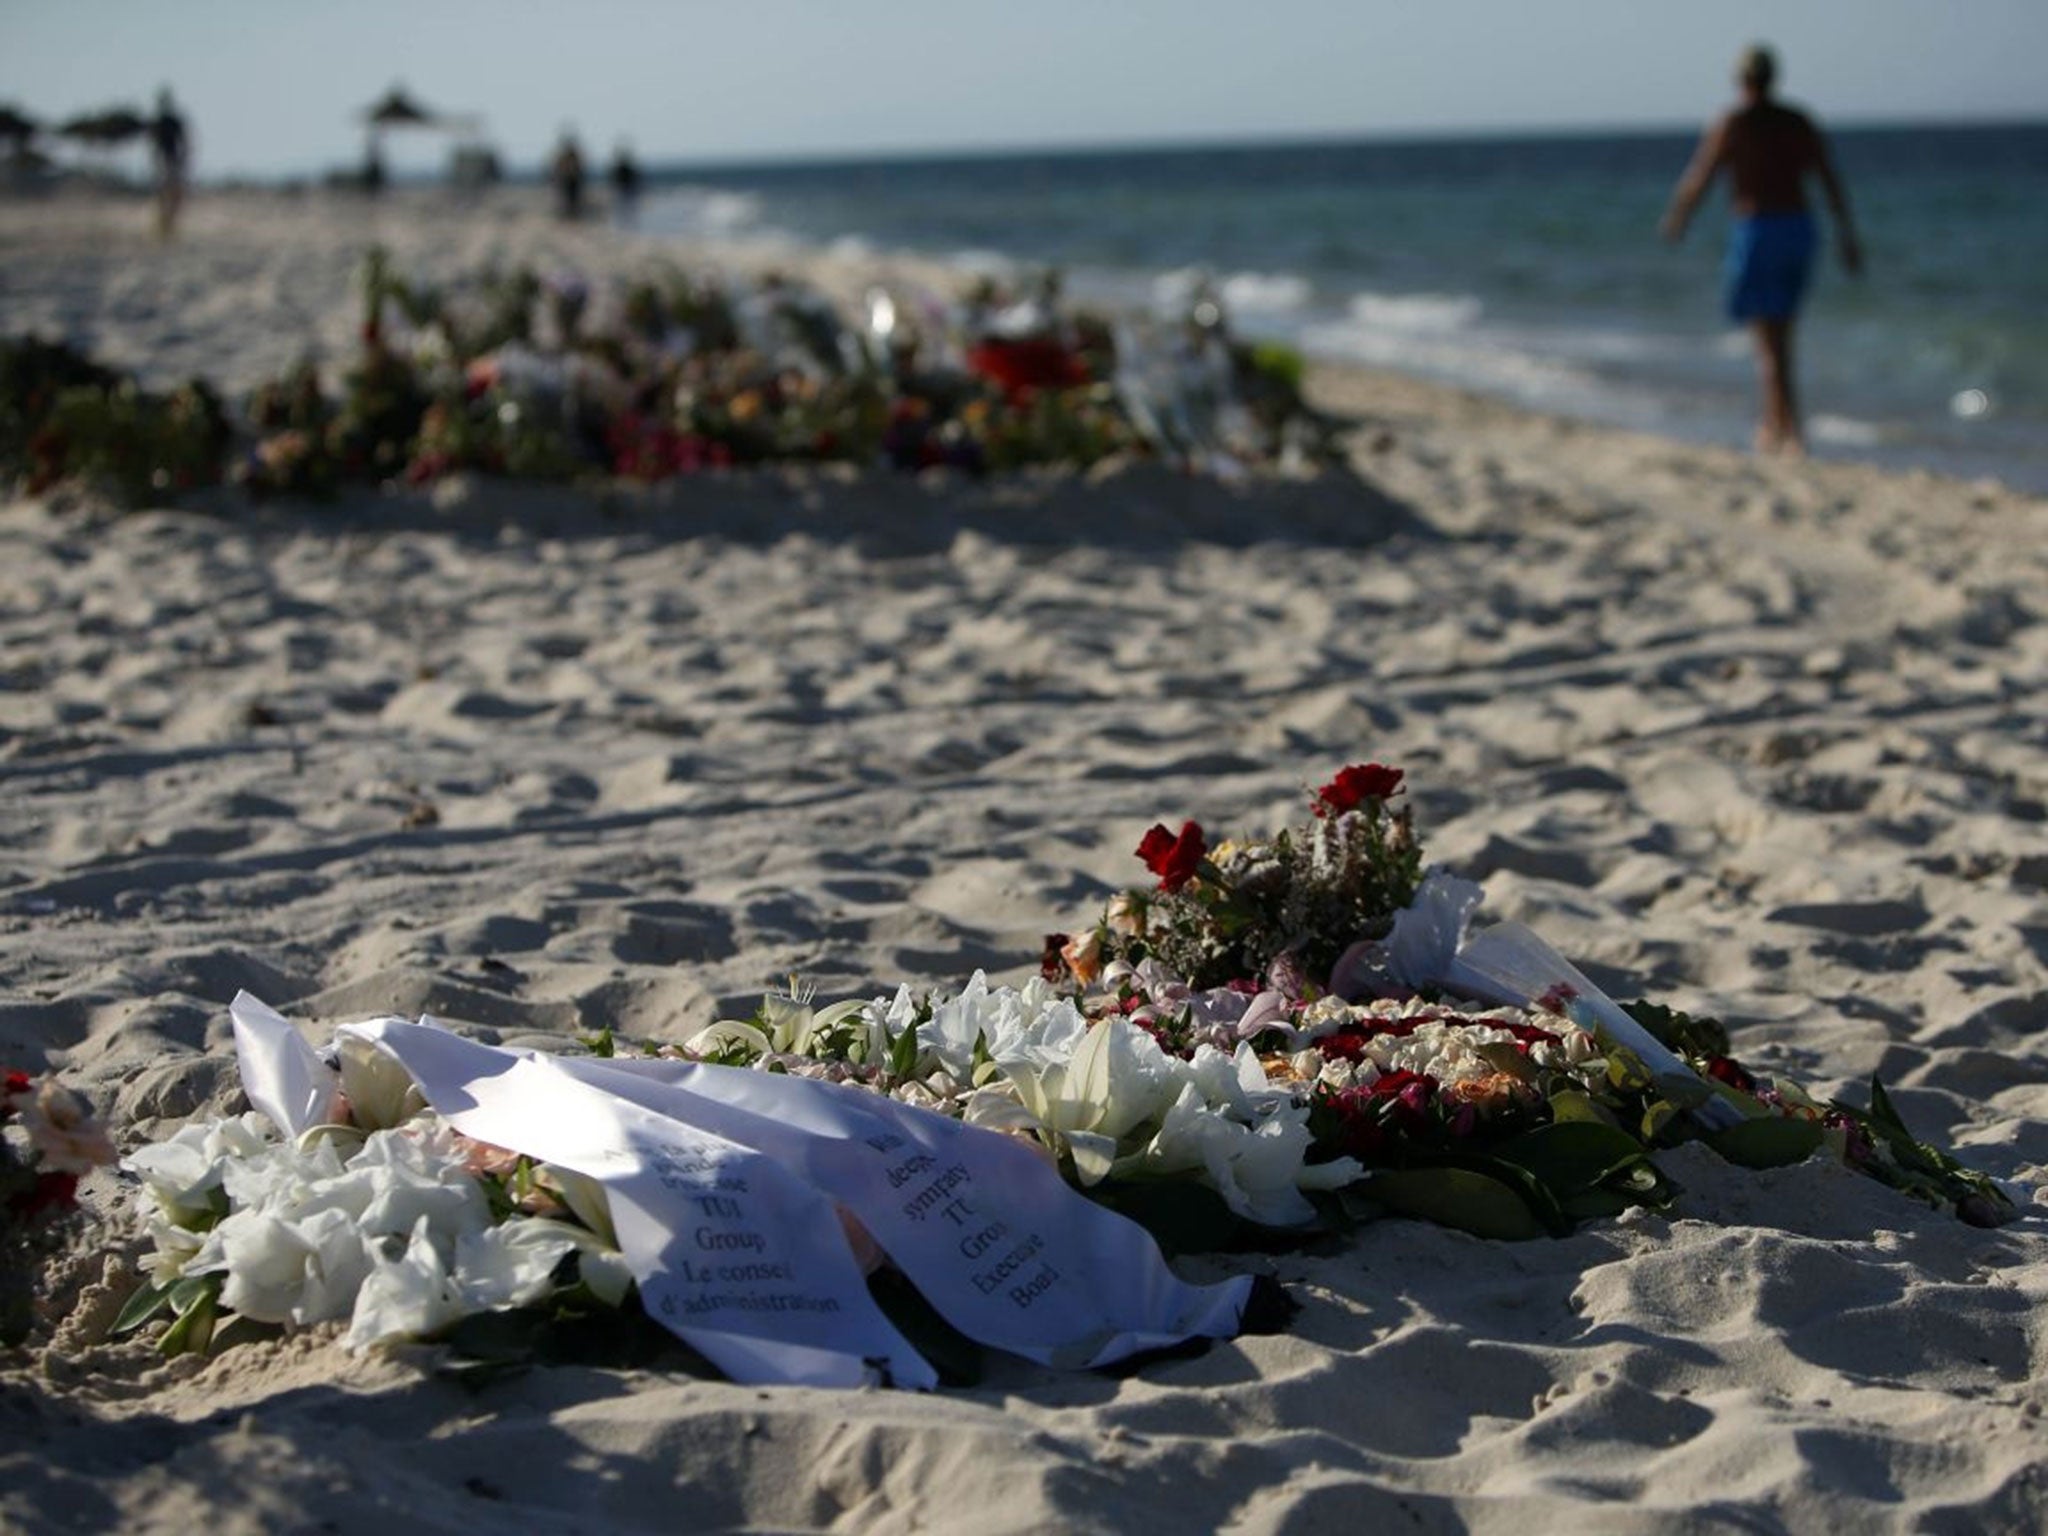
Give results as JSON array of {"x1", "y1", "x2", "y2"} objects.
[
  {"x1": 0, "y1": 334, "x2": 229, "y2": 504},
  {"x1": 1835, "y1": 1076, "x2": 2013, "y2": 1224},
  {"x1": 1707, "y1": 1115, "x2": 1825, "y2": 1168},
  {"x1": 1623, "y1": 999, "x2": 1733, "y2": 1059},
  {"x1": 114, "y1": 1272, "x2": 225, "y2": 1356},
  {"x1": 1107, "y1": 801, "x2": 1424, "y2": 992},
  {"x1": 1360, "y1": 1167, "x2": 1552, "y2": 1241}
]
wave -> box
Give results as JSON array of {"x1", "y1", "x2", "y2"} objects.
[
  {"x1": 1809, "y1": 414, "x2": 1885, "y2": 447},
  {"x1": 1148, "y1": 267, "x2": 1315, "y2": 317},
  {"x1": 1344, "y1": 291, "x2": 1483, "y2": 334},
  {"x1": 640, "y1": 186, "x2": 768, "y2": 239}
]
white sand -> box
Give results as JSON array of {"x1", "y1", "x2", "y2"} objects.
[{"x1": 3, "y1": 190, "x2": 2045, "y2": 1534}]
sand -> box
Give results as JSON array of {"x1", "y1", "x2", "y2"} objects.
[{"x1": 2, "y1": 189, "x2": 2045, "y2": 1534}]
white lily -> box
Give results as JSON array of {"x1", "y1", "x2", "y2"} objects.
[
  {"x1": 1125, "y1": 1084, "x2": 1359, "y2": 1227},
  {"x1": 687, "y1": 993, "x2": 868, "y2": 1060},
  {"x1": 336, "y1": 1034, "x2": 429, "y2": 1132},
  {"x1": 1002, "y1": 1015, "x2": 1181, "y2": 1184}
]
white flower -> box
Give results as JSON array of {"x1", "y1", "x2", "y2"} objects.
[
  {"x1": 345, "y1": 1216, "x2": 467, "y2": 1349},
  {"x1": 1004, "y1": 1015, "x2": 1179, "y2": 1152},
  {"x1": 336, "y1": 1035, "x2": 429, "y2": 1132},
  {"x1": 452, "y1": 1221, "x2": 580, "y2": 1310},
  {"x1": 214, "y1": 1205, "x2": 374, "y2": 1326},
  {"x1": 688, "y1": 993, "x2": 866, "y2": 1061},
  {"x1": 913, "y1": 972, "x2": 1089, "y2": 1078},
  {"x1": 1128, "y1": 1084, "x2": 1357, "y2": 1227},
  {"x1": 125, "y1": 1113, "x2": 278, "y2": 1223},
  {"x1": 138, "y1": 1216, "x2": 207, "y2": 1286}
]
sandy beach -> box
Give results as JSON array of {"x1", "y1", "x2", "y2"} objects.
[{"x1": 3, "y1": 189, "x2": 2046, "y2": 1533}]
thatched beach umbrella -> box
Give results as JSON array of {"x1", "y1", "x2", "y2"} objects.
[
  {"x1": 57, "y1": 107, "x2": 149, "y2": 145},
  {"x1": 360, "y1": 85, "x2": 441, "y2": 131},
  {"x1": 356, "y1": 86, "x2": 490, "y2": 188},
  {"x1": 0, "y1": 104, "x2": 38, "y2": 148},
  {"x1": 54, "y1": 106, "x2": 149, "y2": 181}
]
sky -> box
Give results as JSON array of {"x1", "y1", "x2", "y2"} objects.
[{"x1": 2, "y1": 0, "x2": 2044, "y2": 178}]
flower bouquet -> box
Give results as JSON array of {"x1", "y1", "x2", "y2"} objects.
[
  {"x1": 8, "y1": 248, "x2": 1338, "y2": 509},
  {"x1": 699, "y1": 765, "x2": 2013, "y2": 1243},
  {"x1": 109, "y1": 764, "x2": 2011, "y2": 1383},
  {"x1": 119, "y1": 999, "x2": 1266, "y2": 1388},
  {"x1": 117, "y1": 1024, "x2": 631, "y2": 1360}
]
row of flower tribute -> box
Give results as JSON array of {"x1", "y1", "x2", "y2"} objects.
[
  {"x1": 2, "y1": 252, "x2": 1328, "y2": 508},
  {"x1": 81, "y1": 764, "x2": 2012, "y2": 1385}
]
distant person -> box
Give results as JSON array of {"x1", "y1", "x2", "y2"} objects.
[
  {"x1": 149, "y1": 87, "x2": 189, "y2": 239},
  {"x1": 551, "y1": 130, "x2": 586, "y2": 220},
  {"x1": 609, "y1": 141, "x2": 642, "y2": 223},
  {"x1": 1661, "y1": 44, "x2": 1863, "y2": 456}
]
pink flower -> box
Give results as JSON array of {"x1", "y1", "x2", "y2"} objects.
[{"x1": 14, "y1": 1079, "x2": 116, "y2": 1176}]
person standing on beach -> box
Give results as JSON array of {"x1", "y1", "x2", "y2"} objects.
[
  {"x1": 551, "y1": 130, "x2": 586, "y2": 220},
  {"x1": 148, "y1": 87, "x2": 189, "y2": 240},
  {"x1": 609, "y1": 141, "x2": 642, "y2": 225},
  {"x1": 1661, "y1": 44, "x2": 1863, "y2": 455}
]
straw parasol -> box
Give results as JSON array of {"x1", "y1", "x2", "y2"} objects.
[
  {"x1": 0, "y1": 104, "x2": 37, "y2": 148},
  {"x1": 360, "y1": 85, "x2": 440, "y2": 130},
  {"x1": 57, "y1": 107, "x2": 149, "y2": 145}
]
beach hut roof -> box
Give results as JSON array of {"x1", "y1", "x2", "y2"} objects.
[
  {"x1": 361, "y1": 86, "x2": 440, "y2": 128},
  {"x1": 57, "y1": 107, "x2": 148, "y2": 144}
]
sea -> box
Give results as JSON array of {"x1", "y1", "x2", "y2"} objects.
[{"x1": 636, "y1": 123, "x2": 2048, "y2": 491}]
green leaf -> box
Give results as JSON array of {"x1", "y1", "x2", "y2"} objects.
[
  {"x1": 1622, "y1": 999, "x2": 1732, "y2": 1058},
  {"x1": 1547, "y1": 1088, "x2": 1618, "y2": 1128},
  {"x1": 1707, "y1": 1114, "x2": 1825, "y2": 1169},
  {"x1": 1492, "y1": 1121, "x2": 1657, "y2": 1199},
  {"x1": 1361, "y1": 1166, "x2": 1550, "y2": 1241},
  {"x1": 1866, "y1": 1076, "x2": 1911, "y2": 1139},
  {"x1": 888, "y1": 1014, "x2": 920, "y2": 1080},
  {"x1": 112, "y1": 1279, "x2": 175, "y2": 1336},
  {"x1": 159, "y1": 1276, "x2": 221, "y2": 1357},
  {"x1": 1639, "y1": 1099, "x2": 1685, "y2": 1144}
]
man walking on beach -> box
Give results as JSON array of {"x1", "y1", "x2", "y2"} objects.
[
  {"x1": 149, "y1": 87, "x2": 189, "y2": 241},
  {"x1": 1661, "y1": 45, "x2": 1863, "y2": 456}
]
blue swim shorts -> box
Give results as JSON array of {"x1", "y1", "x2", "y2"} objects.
[{"x1": 1725, "y1": 211, "x2": 1817, "y2": 322}]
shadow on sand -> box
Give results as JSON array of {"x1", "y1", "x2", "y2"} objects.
[{"x1": 171, "y1": 459, "x2": 1430, "y2": 557}]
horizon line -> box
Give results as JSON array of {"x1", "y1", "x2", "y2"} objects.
[{"x1": 157, "y1": 109, "x2": 2048, "y2": 185}]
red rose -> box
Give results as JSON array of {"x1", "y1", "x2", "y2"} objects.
[
  {"x1": 1314, "y1": 762, "x2": 1404, "y2": 818},
  {"x1": 1136, "y1": 820, "x2": 1207, "y2": 892},
  {"x1": 1704, "y1": 1056, "x2": 1758, "y2": 1094}
]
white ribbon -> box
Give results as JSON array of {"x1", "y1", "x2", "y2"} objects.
[{"x1": 227, "y1": 992, "x2": 1255, "y2": 1386}]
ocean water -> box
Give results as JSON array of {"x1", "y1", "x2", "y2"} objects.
[{"x1": 638, "y1": 124, "x2": 2048, "y2": 490}]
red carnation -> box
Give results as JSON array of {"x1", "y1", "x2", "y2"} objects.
[
  {"x1": 1314, "y1": 762, "x2": 1404, "y2": 818},
  {"x1": 1136, "y1": 820, "x2": 1207, "y2": 893}
]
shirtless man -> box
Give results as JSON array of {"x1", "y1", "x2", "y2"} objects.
[{"x1": 1661, "y1": 45, "x2": 1863, "y2": 455}]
